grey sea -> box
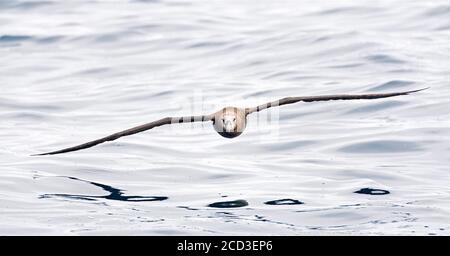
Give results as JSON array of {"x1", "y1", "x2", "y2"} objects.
[{"x1": 1, "y1": 0, "x2": 449, "y2": 235}]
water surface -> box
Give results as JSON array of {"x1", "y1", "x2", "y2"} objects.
[{"x1": 1, "y1": 0, "x2": 450, "y2": 235}]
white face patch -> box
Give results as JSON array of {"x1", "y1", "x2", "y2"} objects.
[{"x1": 222, "y1": 114, "x2": 236, "y2": 132}]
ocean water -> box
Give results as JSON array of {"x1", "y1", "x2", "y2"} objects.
[{"x1": 1, "y1": 0, "x2": 450, "y2": 235}]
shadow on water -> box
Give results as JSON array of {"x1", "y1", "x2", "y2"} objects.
[
  {"x1": 354, "y1": 188, "x2": 390, "y2": 195},
  {"x1": 208, "y1": 199, "x2": 248, "y2": 208},
  {"x1": 265, "y1": 199, "x2": 304, "y2": 205},
  {"x1": 39, "y1": 176, "x2": 168, "y2": 202}
]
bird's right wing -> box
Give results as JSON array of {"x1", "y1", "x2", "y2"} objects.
[
  {"x1": 246, "y1": 88, "x2": 428, "y2": 115},
  {"x1": 34, "y1": 114, "x2": 213, "y2": 155}
]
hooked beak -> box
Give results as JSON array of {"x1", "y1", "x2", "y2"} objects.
[{"x1": 224, "y1": 120, "x2": 234, "y2": 132}]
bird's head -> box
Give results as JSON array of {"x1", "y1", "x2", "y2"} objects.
[
  {"x1": 213, "y1": 107, "x2": 247, "y2": 138},
  {"x1": 222, "y1": 114, "x2": 236, "y2": 133}
]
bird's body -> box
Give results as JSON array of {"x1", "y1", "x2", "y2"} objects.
[
  {"x1": 213, "y1": 107, "x2": 247, "y2": 138},
  {"x1": 34, "y1": 88, "x2": 428, "y2": 156}
]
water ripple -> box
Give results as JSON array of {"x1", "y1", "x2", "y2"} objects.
[
  {"x1": 368, "y1": 80, "x2": 415, "y2": 91},
  {"x1": 1, "y1": 0, "x2": 449, "y2": 235},
  {"x1": 366, "y1": 54, "x2": 405, "y2": 64},
  {"x1": 338, "y1": 140, "x2": 423, "y2": 154}
]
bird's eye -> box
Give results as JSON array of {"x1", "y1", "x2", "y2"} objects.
[
  {"x1": 233, "y1": 118, "x2": 236, "y2": 121},
  {"x1": 222, "y1": 119, "x2": 225, "y2": 123}
]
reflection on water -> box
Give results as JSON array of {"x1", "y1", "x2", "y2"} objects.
[
  {"x1": 40, "y1": 176, "x2": 168, "y2": 202},
  {"x1": 264, "y1": 199, "x2": 304, "y2": 205},
  {"x1": 354, "y1": 188, "x2": 390, "y2": 195},
  {"x1": 208, "y1": 200, "x2": 249, "y2": 208}
]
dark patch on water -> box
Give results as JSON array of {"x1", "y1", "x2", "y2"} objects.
[
  {"x1": 265, "y1": 198, "x2": 304, "y2": 205},
  {"x1": 327, "y1": 63, "x2": 364, "y2": 69},
  {"x1": 40, "y1": 176, "x2": 168, "y2": 202},
  {"x1": 0, "y1": 1, "x2": 52, "y2": 10},
  {"x1": 0, "y1": 35, "x2": 33, "y2": 43},
  {"x1": 95, "y1": 33, "x2": 120, "y2": 43},
  {"x1": 35, "y1": 36, "x2": 64, "y2": 44},
  {"x1": 338, "y1": 140, "x2": 423, "y2": 154},
  {"x1": 74, "y1": 67, "x2": 111, "y2": 76},
  {"x1": 368, "y1": 80, "x2": 415, "y2": 91},
  {"x1": 366, "y1": 54, "x2": 404, "y2": 64},
  {"x1": 152, "y1": 90, "x2": 174, "y2": 97},
  {"x1": 177, "y1": 206, "x2": 199, "y2": 211},
  {"x1": 437, "y1": 25, "x2": 450, "y2": 31},
  {"x1": 423, "y1": 5, "x2": 450, "y2": 16},
  {"x1": 346, "y1": 101, "x2": 405, "y2": 114},
  {"x1": 354, "y1": 188, "x2": 390, "y2": 195},
  {"x1": 208, "y1": 199, "x2": 248, "y2": 208},
  {"x1": 186, "y1": 41, "x2": 229, "y2": 49}
]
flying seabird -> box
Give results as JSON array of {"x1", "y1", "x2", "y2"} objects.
[{"x1": 34, "y1": 88, "x2": 427, "y2": 155}]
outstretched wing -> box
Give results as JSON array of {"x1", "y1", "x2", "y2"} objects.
[
  {"x1": 246, "y1": 88, "x2": 428, "y2": 115},
  {"x1": 34, "y1": 115, "x2": 213, "y2": 155}
]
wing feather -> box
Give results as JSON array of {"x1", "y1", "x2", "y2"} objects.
[
  {"x1": 246, "y1": 88, "x2": 428, "y2": 114},
  {"x1": 34, "y1": 115, "x2": 212, "y2": 155}
]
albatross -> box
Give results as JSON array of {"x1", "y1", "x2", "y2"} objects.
[{"x1": 34, "y1": 88, "x2": 427, "y2": 155}]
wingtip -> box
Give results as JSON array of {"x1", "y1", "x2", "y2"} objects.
[
  {"x1": 407, "y1": 87, "x2": 430, "y2": 94},
  {"x1": 31, "y1": 151, "x2": 56, "y2": 156},
  {"x1": 30, "y1": 153, "x2": 47, "y2": 156}
]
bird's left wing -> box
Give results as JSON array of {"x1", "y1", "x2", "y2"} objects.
[{"x1": 34, "y1": 115, "x2": 212, "y2": 155}]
